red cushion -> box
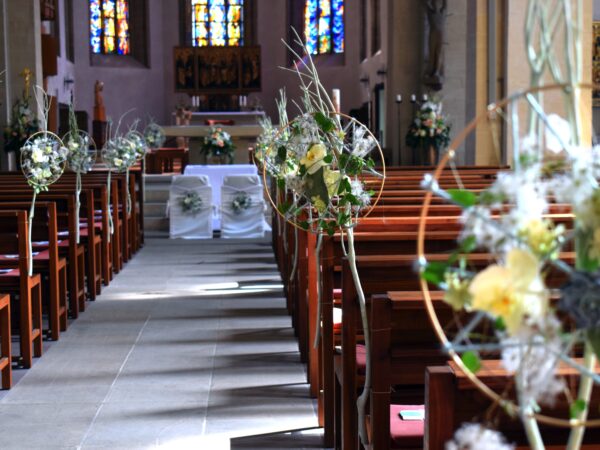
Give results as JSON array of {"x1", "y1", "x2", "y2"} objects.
[
  {"x1": 356, "y1": 344, "x2": 366, "y2": 373},
  {"x1": 333, "y1": 288, "x2": 342, "y2": 300},
  {"x1": 390, "y1": 404, "x2": 425, "y2": 447}
]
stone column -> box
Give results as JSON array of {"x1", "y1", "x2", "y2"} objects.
[{"x1": 0, "y1": 0, "x2": 43, "y2": 169}]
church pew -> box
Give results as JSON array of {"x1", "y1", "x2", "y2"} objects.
[
  {"x1": 0, "y1": 202, "x2": 67, "y2": 341},
  {"x1": 0, "y1": 211, "x2": 43, "y2": 368},
  {"x1": 425, "y1": 360, "x2": 600, "y2": 450},
  {"x1": 0, "y1": 192, "x2": 89, "y2": 317},
  {"x1": 0, "y1": 293, "x2": 11, "y2": 389}
]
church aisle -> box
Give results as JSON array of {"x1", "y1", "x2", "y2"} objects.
[{"x1": 0, "y1": 238, "x2": 319, "y2": 449}]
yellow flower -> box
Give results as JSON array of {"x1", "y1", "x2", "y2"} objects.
[
  {"x1": 518, "y1": 218, "x2": 563, "y2": 257},
  {"x1": 301, "y1": 143, "x2": 328, "y2": 175},
  {"x1": 311, "y1": 195, "x2": 327, "y2": 213},
  {"x1": 323, "y1": 167, "x2": 342, "y2": 197},
  {"x1": 469, "y1": 248, "x2": 548, "y2": 334},
  {"x1": 443, "y1": 272, "x2": 472, "y2": 311}
]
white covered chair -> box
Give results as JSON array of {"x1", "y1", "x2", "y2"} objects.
[
  {"x1": 169, "y1": 175, "x2": 213, "y2": 239},
  {"x1": 220, "y1": 175, "x2": 270, "y2": 239}
]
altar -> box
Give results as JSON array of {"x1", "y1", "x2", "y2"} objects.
[
  {"x1": 162, "y1": 124, "x2": 262, "y2": 164},
  {"x1": 183, "y1": 164, "x2": 259, "y2": 229}
]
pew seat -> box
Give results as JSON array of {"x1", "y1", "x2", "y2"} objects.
[{"x1": 0, "y1": 293, "x2": 11, "y2": 389}]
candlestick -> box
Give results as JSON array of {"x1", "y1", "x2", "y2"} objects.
[
  {"x1": 396, "y1": 94, "x2": 402, "y2": 104},
  {"x1": 422, "y1": 94, "x2": 428, "y2": 102},
  {"x1": 332, "y1": 89, "x2": 341, "y2": 113},
  {"x1": 410, "y1": 94, "x2": 417, "y2": 103}
]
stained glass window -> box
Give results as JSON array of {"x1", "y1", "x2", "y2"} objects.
[
  {"x1": 90, "y1": 0, "x2": 130, "y2": 55},
  {"x1": 191, "y1": 0, "x2": 244, "y2": 47},
  {"x1": 305, "y1": 0, "x2": 344, "y2": 55}
]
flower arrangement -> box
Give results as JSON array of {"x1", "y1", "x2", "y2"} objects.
[
  {"x1": 4, "y1": 97, "x2": 39, "y2": 154},
  {"x1": 179, "y1": 191, "x2": 203, "y2": 215},
  {"x1": 144, "y1": 122, "x2": 166, "y2": 150},
  {"x1": 21, "y1": 134, "x2": 68, "y2": 193},
  {"x1": 405, "y1": 100, "x2": 451, "y2": 164},
  {"x1": 231, "y1": 192, "x2": 252, "y2": 214},
  {"x1": 262, "y1": 30, "x2": 384, "y2": 448},
  {"x1": 126, "y1": 130, "x2": 147, "y2": 162},
  {"x1": 102, "y1": 136, "x2": 137, "y2": 173},
  {"x1": 202, "y1": 126, "x2": 235, "y2": 164},
  {"x1": 63, "y1": 104, "x2": 97, "y2": 244},
  {"x1": 20, "y1": 87, "x2": 67, "y2": 276}
]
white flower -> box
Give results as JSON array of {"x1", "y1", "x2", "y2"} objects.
[
  {"x1": 501, "y1": 318, "x2": 565, "y2": 407},
  {"x1": 446, "y1": 423, "x2": 514, "y2": 450},
  {"x1": 352, "y1": 126, "x2": 376, "y2": 158},
  {"x1": 544, "y1": 115, "x2": 571, "y2": 154},
  {"x1": 31, "y1": 147, "x2": 48, "y2": 164}
]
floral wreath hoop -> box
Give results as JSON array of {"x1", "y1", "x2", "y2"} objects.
[
  {"x1": 263, "y1": 111, "x2": 386, "y2": 233},
  {"x1": 62, "y1": 130, "x2": 98, "y2": 172},
  {"x1": 20, "y1": 130, "x2": 68, "y2": 190},
  {"x1": 417, "y1": 82, "x2": 600, "y2": 429}
]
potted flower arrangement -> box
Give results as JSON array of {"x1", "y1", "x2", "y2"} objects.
[
  {"x1": 405, "y1": 99, "x2": 450, "y2": 165},
  {"x1": 4, "y1": 96, "x2": 39, "y2": 162},
  {"x1": 202, "y1": 126, "x2": 235, "y2": 165},
  {"x1": 179, "y1": 191, "x2": 203, "y2": 216}
]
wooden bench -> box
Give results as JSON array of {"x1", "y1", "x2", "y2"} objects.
[
  {"x1": 0, "y1": 293, "x2": 11, "y2": 389},
  {"x1": 0, "y1": 210, "x2": 43, "y2": 368}
]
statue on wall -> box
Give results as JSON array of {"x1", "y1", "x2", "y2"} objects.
[
  {"x1": 423, "y1": 0, "x2": 447, "y2": 91},
  {"x1": 93, "y1": 80, "x2": 106, "y2": 122}
]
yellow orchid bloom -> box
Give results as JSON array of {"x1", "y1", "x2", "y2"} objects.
[
  {"x1": 469, "y1": 248, "x2": 548, "y2": 334},
  {"x1": 301, "y1": 143, "x2": 328, "y2": 175}
]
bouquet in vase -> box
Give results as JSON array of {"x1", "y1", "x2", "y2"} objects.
[
  {"x1": 202, "y1": 126, "x2": 235, "y2": 164},
  {"x1": 405, "y1": 100, "x2": 450, "y2": 165}
]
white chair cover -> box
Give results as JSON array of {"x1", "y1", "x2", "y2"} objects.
[
  {"x1": 220, "y1": 175, "x2": 270, "y2": 239},
  {"x1": 169, "y1": 175, "x2": 213, "y2": 239}
]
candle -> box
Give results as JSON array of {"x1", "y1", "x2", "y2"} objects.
[
  {"x1": 396, "y1": 94, "x2": 402, "y2": 103},
  {"x1": 410, "y1": 94, "x2": 417, "y2": 103},
  {"x1": 422, "y1": 94, "x2": 428, "y2": 102},
  {"x1": 332, "y1": 89, "x2": 341, "y2": 113}
]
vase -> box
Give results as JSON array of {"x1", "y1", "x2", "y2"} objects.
[{"x1": 208, "y1": 154, "x2": 228, "y2": 165}]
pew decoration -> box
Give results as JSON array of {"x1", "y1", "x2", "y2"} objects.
[
  {"x1": 143, "y1": 122, "x2": 166, "y2": 150},
  {"x1": 262, "y1": 29, "x2": 385, "y2": 448},
  {"x1": 125, "y1": 129, "x2": 147, "y2": 214},
  {"x1": 101, "y1": 134, "x2": 138, "y2": 239},
  {"x1": 20, "y1": 87, "x2": 68, "y2": 277},
  {"x1": 178, "y1": 191, "x2": 203, "y2": 216},
  {"x1": 202, "y1": 126, "x2": 235, "y2": 165},
  {"x1": 64, "y1": 104, "x2": 97, "y2": 244},
  {"x1": 231, "y1": 192, "x2": 252, "y2": 215},
  {"x1": 418, "y1": 84, "x2": 600, "y2": 449}
]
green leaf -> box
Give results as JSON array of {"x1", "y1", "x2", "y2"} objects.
[
  {"x1": 447, "y1": 189, "x2": 478, "y2": 208},
  {"x1": 461, "y1": 351, "x2": 481, "y2": 374},
  {"x1": 277, "y1": 178, "x2": 286, "y2": 190},
  {"x1": 420, "y1": 261, "x2": 448, "y2": 285},
  {"x1": 314, "y1": 112, "x2": 335, "y2": 133},
  {"x1": 323, "y1": 154, "x2": 333, "y2": 164},
  {"x1": 299, "y1": 221, "x2": 310, "y2": 230},
  {"x1": 277, "y1": 202, "x2": 291, "y2": 216},
  {"x1": 460, "y1": 235, "x2": 477, "y2": 253},
  {"x1": 494, "y1": 317, "x2": 506, "y2": 331},
  {"x1": 570, "y1": 399, "x2": 587, "y2": 419},
  {"x1": 277, "y1": 146, "x2": 287, "y2": 162}
]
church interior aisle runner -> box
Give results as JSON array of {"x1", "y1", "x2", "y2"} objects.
[{"x1": 0, "y1": 238, "x2": 317, "y2": 449}]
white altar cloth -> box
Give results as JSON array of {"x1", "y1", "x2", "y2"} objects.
[{"x1": 183, "y1": 164, "x2": 259, "y2": 229}]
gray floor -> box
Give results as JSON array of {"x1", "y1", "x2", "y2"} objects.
[{"x1": 0, "y1": 238, "x2": 323, "y2": 450}]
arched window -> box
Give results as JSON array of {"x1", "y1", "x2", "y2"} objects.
[
  {"x1": 304, "y1": 0, "x2": 344, "y2": 55},
  {"x1": 191, "y1": 0, "x2": 244, "y2": 47},
  {"x1": 90, "y1": 0, "x2": 130, "y2": 55}
]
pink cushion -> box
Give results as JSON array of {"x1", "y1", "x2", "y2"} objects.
[
  {"x1": 390, "y1": 404, "x2": 425, "y2": 447},
  {"x1": 333, "y1": 288, "x2": 342, "y2": 300}
]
